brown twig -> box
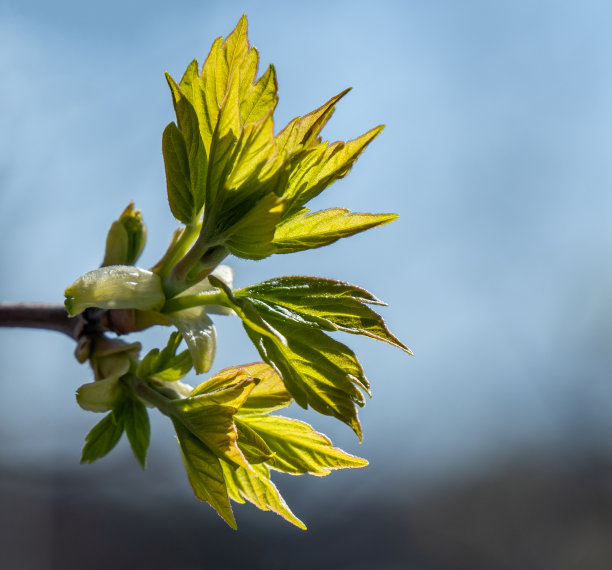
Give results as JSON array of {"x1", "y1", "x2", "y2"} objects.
[{"x1": 0, "y1": 303, "x2": 84, "y2": 339}]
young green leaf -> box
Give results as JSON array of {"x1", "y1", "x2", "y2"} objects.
[
  {"x1": 235, "y1": 414, "x2": 368, "y2": 476},
  {"x1": 275, "y1": 88, "x2": 351, "y2": 153},
  {"x1": 173, "y1": 421, "x2": 237, "y2": 529},
  {"x1": 122, "y1": 396, "x2": 151, "y2": 469},
  {"x1": 211, "y1": 277, "x2": 369, "y2": 439},
  {"x1": 273, "y1": 208, "x2": 399, "y2": 254},
  {"x1": 230, "y1": 362, "x2": 291, "y2": 414},
  {"x1": 221, "y1": 462, "x2": 306, "y2": 530},
  {"x1": 238, "y1": 276, "x2": 411, "y2": 352},
  {"x1": 222, "y1": 193, "x2": 285, "y2": 259},
  {"x1": 280, "y1": 125, "x2": 384, "y2": 217},
  {"x1": 234, "y1": 420, "x2": 274, "y2": 464},
  {"x1": 166, "y1": 72, "x2": 208, "y2": 220},
  {"x1": 137, "y1": 332, "x2": 193, "y2": 382},
  {"x1": 81, "y1": 410, "x2": 124, "y2": 464},
  {"x1": 240, "y1": 64, "x2": 278, "y2": 126},
  {"x1": 172, "y1": 375, "x2": 256, "y2": 468},
  {"x1": 206, "y1": 71, "x2": 241, "y2": 212},
  {"x1": 162, "y1": 122, "x2": 193, "y2": 224}
]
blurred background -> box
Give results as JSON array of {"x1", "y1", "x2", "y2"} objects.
[{"x1": 2, "y1": 0, "x2": 612, "y2": 568}]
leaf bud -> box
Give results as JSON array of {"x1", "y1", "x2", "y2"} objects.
[
  {"x1": 102, "y1": 202, "x2": 147, "y2": 266},
  {"x1": 64, "y1": 266, "x2": 165, "y2": 316}
]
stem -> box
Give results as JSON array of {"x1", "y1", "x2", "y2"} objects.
[
  {"x1": 162, "y1": 290, "x2": 226, "y2": 314},
  {"x1": 124, "y1": 374, "x2": 178, "y2": 418},
  {"x1": 0, "y1": 303, "x2": 82, "y2": 339},
  {"x1": 163, "y1": 243, "x2": 228, "y2": 298},
  {"x1": 152, "y1": 223, "x2": 201, "y2": 280}
]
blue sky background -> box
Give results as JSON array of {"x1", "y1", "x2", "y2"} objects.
[{"x1": 2, "y1": 0, "x2": 612, "y2": 523}]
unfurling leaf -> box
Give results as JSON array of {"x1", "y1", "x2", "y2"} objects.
[
  {"x1": 137, "y1": 332, "x2": 193, "y2": 382},
  {"x1": 222, "y1": 462, "x2": 306, "y2": 530},
  {"x1": 273, "y1": 209, "x2": 398, "y2": 253},
  {"x1": 102, "y1": 202, "x2": 147, "y2": 266},
  {"x1": 235, "y1": 414, "x2": 368, "y2": 476},
  {"x1": 172, "y1": 375, "x2": 256, "y2": 468},
  {"x1": 275, "y1": 89, "x2": 351, "y2": 153},
  {"x1": 122, "y1": 395, "x2": 151, "y2": 469},
  {"x1": 64, "y1": 266, "x2": 165, "y2": 316},
  {"x1": 162, "y1": 122, "x2": 193, "y2": 224},
  {"x1": 239, "y1": 276, "x2": 411, "y2": 352},
  {"x1": 174, "y1": 421, "x2": 237, "y2": 529},
  {"x1": 280, "y1": 125, "x2": 384, "y2": 217},
  {"x1": 81, "y1": 410, "x2": 124, "y2": 464},
  {"x1": 211, "y1": 276, "x2": 369, "y2": 439}
]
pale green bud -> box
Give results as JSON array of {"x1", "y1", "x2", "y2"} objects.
[
  {"x1": 76, "y1": 376, "x2": 122, "y2": 412},
  {"x1": 102, "y1": 202, "x2": 146, "y2": 267},
  {"x1": 64, "y1": 266, "x2": 165, "y2": 316}
]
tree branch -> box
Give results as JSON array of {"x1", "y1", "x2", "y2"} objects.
[
  {"x1": 0, "y1": 303, "x2": 160, "y2": 342},
  {"x1": 0, "y1": 303, "x2": 84, "y2": 339}
]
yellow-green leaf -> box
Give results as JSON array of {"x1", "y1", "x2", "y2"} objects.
[
  {"x1": 212, "y1": 276, "x2": 368, "y2": 438},
  {"x1": 282, "y1": 125, "x2": 384, "y2": 215},
  {"x1": 173, "y1": 420, "x2": 236, "y2": 529},
  {"x1": 237, "y1": 362, "x2": 291, "y2": 413},
  {"x1": 221, "y1": 462, "x2": 306, "y2": 530},
  {"x1": 206, "y1": 71, "x2": 241, "y2": 210},
  {"x1": 223, "y1": 193, "x2": 285, "y2": 260},
  {"x1": 240, "y1": 64, "x2": 278, "y2": 126},
  {"x1": 236, "y1": 413, "x2": 368, "y2": 476},
  {"x1": 275, "y1": 89, "x2": 351, "y2": 153},
  {"x1": 273, "y1": 208, "x2": 398, "y2": 253},
  {"x1": 239, "y1": 276, "x2": 411, "y2": 353},
  {"x1": 165, "y1": 72, "x2": 208, "y2": 220},
  {"x1": 162, "y1": 122, "x2": 193, "y2": 224},
  {"x1": 173, "y1": 376, "x2": 256, "y2": 468}
]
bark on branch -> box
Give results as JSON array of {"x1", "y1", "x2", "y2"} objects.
[{"x1": 0, "y1": 303, "x2": 83, "y2": 339}]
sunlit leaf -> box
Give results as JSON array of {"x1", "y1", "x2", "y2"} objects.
[
  {"x1": 273, "y1": 208, "x2": 398, "y2": 253},
  {"x1": 236, "y1": 413, "x2": 368, "y2": 476},
  {"x1": 234, "y1": 419, "x2": 274, "y2": 464},
  {"x1": 173, "y1": 376, "x2": 256, "y2": 468},
  {"x1": 206, "y1": 71, "x2": 241, "y2": 211},
  {"x1": 162, "y1": 122, "x2": 193, "y2": 224},
  {"x1": 240, "y1": 64, "x2": 278, "y2": 125},
  {"x1": 212, "y1": 278, "x2": 368, "y2": 439},
  {"x1": 275, "y1": 88, "x2": 350, "y2": 153},
  {"x1": 221, "y1": 462, "x2": 306, "y2": 530},
  {"x1": 173, "y1": 421, "x2": 236, "y2": 529},
  {"x1": 235, "y1": 362, "x2": 291, "y2": 413},
  {"x1": 239, "y1": 276, "x2": 410, "y2": 352},
  {"x1": 166, "y1": 71, "x2": 208, "y2": 219},
  {"x1": 223, "y1": 193, "x2": 285, "y2": 259},
  {"x1": 281, "y1": 125, "x2": 384, "y2": 216}
]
